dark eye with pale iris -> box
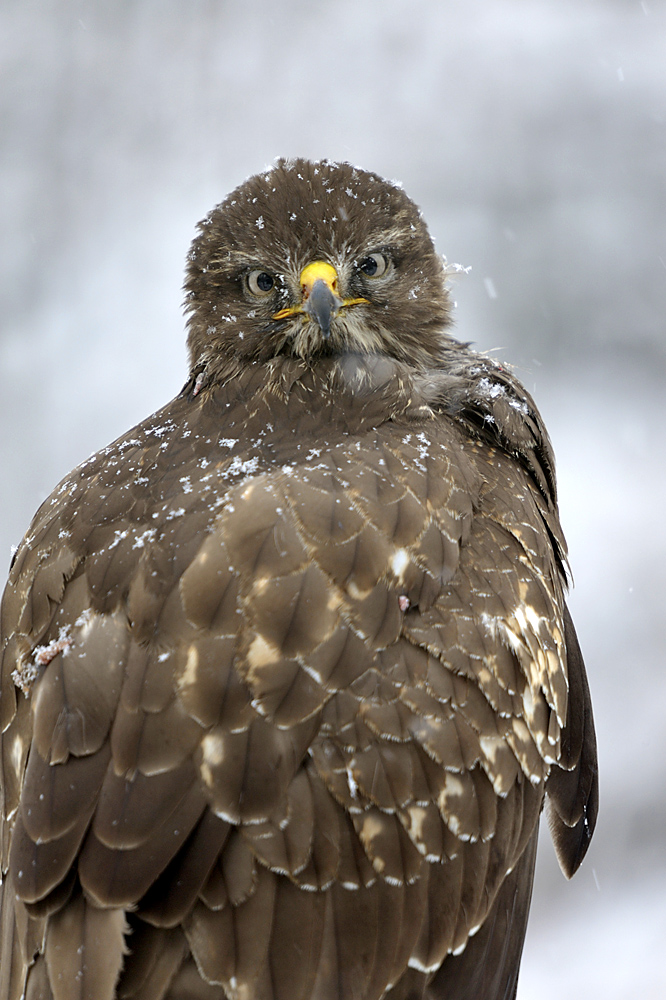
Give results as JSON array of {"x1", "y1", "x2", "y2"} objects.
[
  {"x1": 359, "y1": 253, "x2": 389, "y2": 278},
  {"x1": 247, "y1": 270, "x2": 275, "y2": 295}
]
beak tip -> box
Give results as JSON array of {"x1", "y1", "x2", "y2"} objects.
[{"x1": 305, "y1": 279, "x2": 340, "y2": 338}]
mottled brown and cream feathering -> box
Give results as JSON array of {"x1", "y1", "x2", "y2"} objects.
[{"x1": 0, "y1": 159, "x2": 598, "y2": 1000}]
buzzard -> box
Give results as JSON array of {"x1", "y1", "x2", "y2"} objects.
[{"x1": 0, "y1": 159, "x2": 598, "y2": 1000}]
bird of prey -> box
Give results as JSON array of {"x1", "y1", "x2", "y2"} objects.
[{"x1": 0, "y1": 159, "x2": 598, "y2": 1000}]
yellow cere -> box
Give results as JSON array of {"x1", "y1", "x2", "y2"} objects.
[
  {"x1": 272, "y1": 260, "x2": 368, "y2": 321},
  {"x1": 299, "y1": 260, "x2": 339, "y2": 294}
]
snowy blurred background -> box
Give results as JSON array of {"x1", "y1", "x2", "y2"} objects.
[{"x1": 1, "y1": 1, "x2": 665, "y2": 996}]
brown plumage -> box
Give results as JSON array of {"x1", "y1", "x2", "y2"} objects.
[{"x1": 0, "y1": 159, "x2": 598, "y2": 1000}]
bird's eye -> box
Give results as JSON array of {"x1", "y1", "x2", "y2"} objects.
[
  {"x1": 358, "y1": 253, "x2": 389, "y2": 278},
  {"x1": 246, "y1": 270, "x2": 275, "y2": 295}
]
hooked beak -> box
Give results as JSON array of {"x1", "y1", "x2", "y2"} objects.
[
  {"x1": 301, "y1": 262, "x2": 342, "y2": 339},
  {"x1": 272, "y1": 261, "x2": 368, "y2": 338}
]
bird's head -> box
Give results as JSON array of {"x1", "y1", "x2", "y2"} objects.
[{"x1": 184, "y1": 159, "x2": 453, "y2": 376}]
